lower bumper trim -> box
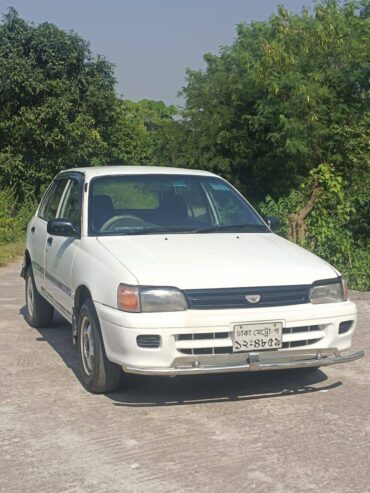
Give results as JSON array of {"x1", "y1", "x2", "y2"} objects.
[{"x1": 124, "y1": 349, "x2": 364, "y2": 376}]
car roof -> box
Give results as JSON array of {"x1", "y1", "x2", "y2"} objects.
[{"x1": 58, "y1": 165, "x2": 217, "y2": 180}]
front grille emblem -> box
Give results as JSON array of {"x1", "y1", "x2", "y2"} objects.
[{"x1": 245, "y1": 294, "x2": 261, "y2": 304}]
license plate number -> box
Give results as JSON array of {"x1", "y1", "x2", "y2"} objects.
[{"x1": 233, "y1": 322, "x2": 283, "y2": 352}]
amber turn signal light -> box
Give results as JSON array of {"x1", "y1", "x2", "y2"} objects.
[{"x1": 117, "y1": 284, "x2": 140, "y2": 312}]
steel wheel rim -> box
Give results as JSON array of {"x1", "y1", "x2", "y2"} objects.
[
  {"x1": 26, "y1": 276, "x2": 34, "y2": 317},
  {"x1": 80, "y1": 315, "x2": 94, "y2": 376}
]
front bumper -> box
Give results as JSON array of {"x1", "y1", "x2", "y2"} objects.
[
  {"x1": 124, "y1": 348, "x2": 364, "y2": 376},
  {"x1": 95, "y1": 299, "x2": 362, "y2": 375}
]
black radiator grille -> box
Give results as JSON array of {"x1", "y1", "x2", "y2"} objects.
[{"x1": 184, "y1": 285, "x2": 310, "y2": 310}]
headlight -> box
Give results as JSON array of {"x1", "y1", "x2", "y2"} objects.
[
  {"x1": 310, "y1": 278, "x2": 348, "y2": 304},
  {"x1": 117, "y1": 284, "x2": 188, "y2": 312},
  {"x1": 140, "y1": 287, "x2": 188, "y2": 312}
]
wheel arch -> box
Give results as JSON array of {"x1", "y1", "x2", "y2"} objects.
[
  {"x1": 73, "y1": 284, "x2": 93, "y2": 343},
  {"x1": 20, "y1": 249, "x2": 31, "y2": 279}
]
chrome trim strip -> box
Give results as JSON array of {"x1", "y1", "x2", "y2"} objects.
[
  {"x1": 40, "y1": 286, "x2": 72, "y2": 319},
  {"x1": 31, "y1": 260, "x2": 44, "y2": 275},
  {"x1": 124, "y1": 349, "x2": 364, "y2": 376},
  {"x1": 31, "y1": 260, "x2": 72, "y2": 297},
  {"x1": 44, "y1": 270, "x2": 72, "y2": 297}
]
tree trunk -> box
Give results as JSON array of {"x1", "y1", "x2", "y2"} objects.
[{"x1": 288, "y1": 186, "x2": 321, "y2": 245}]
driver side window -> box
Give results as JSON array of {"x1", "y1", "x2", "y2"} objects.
[
  {"x1": 38, "y1": 179, "x2": 69, "y2": 221},
  {"x1": 58, "y1": 179, "x2": 81, "y2": 230}
]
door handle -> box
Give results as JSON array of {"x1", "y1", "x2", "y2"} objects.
[
  {"x1": 31, "y1": 226, "x2": 35, "y2": 233},
  {"x1": 47, "y1": 237, "x2": 53, "y2": 246}
]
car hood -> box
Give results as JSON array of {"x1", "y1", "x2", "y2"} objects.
[{"x1": 96, "y1": 233, "x2": 337, "y2": 289}]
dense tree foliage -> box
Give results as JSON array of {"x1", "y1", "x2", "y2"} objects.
[
  {"x1": 109, "y1": 99, "x2": 177, "y2": 165},
  {"x1": 0, "y1": 8, "x2": 114, "y2": 197},
  {"x1": 160, "y1": 0, "x2": 369, "y2": 197},
  {"x1": 0, "y1": 8, "x2": 175, "y2": 198}
]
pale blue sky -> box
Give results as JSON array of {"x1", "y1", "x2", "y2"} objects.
[{"x1": 0, "y1": 0, "x2": 310, "y2": 106}]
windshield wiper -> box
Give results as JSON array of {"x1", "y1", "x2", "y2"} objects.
[
  {"x1": 106, "y1": 224, "x2": 269, "y2": 236},
  {"x1": 196, "y1": 223, "x2": 269, "y2": 233},
  {"x1": 120, "y1": 227, "x2": 198, "y2": 236}
]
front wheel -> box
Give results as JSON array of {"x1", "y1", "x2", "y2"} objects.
[
  {"x1": 25, "y1": 266, "x2": 54, "y2": 328},
  {"x1": 77, "y1": 299, "x2": 122, "y2": 393}
]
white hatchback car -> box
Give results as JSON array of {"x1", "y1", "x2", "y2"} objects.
[{"x1": 22, "y1": 166, "x2": 364, "y2": 393}]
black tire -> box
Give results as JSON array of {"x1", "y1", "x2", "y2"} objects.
[
  {"x1": 25, "y1": 266, "x2": 54, "y2": 328},
  {"x1": 77, "y1": 299, "x2": 122, "y2": 393}
]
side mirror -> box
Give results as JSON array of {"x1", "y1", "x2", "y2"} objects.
[
  {"x1": 47, "y1": 219, "x2": 79, "y2": 238},
  {"x1": 266, "y1": 215, "x2": 281, "y2": 232}
]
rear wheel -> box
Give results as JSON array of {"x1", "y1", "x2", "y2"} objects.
[
  {"x1": 25, "y1": 266, "x2": 54, "y2": 328},
  {"x1": 77, "y1": 299, "x2": 122, "y2": 393}
]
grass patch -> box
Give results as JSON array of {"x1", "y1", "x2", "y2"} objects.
[
  {"x1": 0, "y1": 239, "x2": 25, "y2": 267},
  {"x1": 0, "y1": 188, "x2": 36, "y2": 268}
]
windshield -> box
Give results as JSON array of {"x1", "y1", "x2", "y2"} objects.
[{"x1": 88, "y1": 174, "x2": 269, "y2": 236}]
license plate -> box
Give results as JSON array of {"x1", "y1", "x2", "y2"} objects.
[{"x1": 233, "y1": 322, "x2": 283, "y2": 352}]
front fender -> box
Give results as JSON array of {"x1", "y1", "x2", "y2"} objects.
[{"x1": 71, "y1": 237, "x2": 138, "y2": 309}]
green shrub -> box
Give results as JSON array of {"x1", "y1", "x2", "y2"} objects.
[
  {"x1": 0, "y1": 188, "x2": 37, "y2": 244},
  {"x1": 15, "y1": 196, "x2": 38, "y2": 232},
  {"x1": 0, "y1": 188, "x2": 18, "y2": 243}
]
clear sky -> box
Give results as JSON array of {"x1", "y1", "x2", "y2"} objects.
[{"x1": 0, "y1": 0, "x2": 310, "y2": 106}]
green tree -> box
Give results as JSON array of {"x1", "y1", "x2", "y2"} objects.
[
  {"x1": 106, "y1": 98, "x2": 178, "y2": 165},
  {"x1": 0, "y1": 9, "x2": 177, "y2": 197},
  {"x1": 161, "y1": 0, "x2": 369, "y2": 199},
  {"x1": 0, "y1": 9, "x2": 125, "y2": 197}
]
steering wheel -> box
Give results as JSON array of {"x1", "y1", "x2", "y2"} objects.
[{"x1": 100, "y1": 215, "x2": 148, "y2": 232}]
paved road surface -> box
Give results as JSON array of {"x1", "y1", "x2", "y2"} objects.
[{"x1": 0, "y1": 260, "x2": 369, "y2": 493}]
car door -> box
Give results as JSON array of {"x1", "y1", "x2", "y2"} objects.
[
  {"x1": 44, "y1": 175, "x2": 83, "y2": 318},
  {"x1": 29, "y1": 178, "x2": 69, "y2": 293}
]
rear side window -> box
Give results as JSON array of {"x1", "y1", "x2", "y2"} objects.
[{"x1": 38, "y1": 179, "x2": 69, "y2": 221}]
